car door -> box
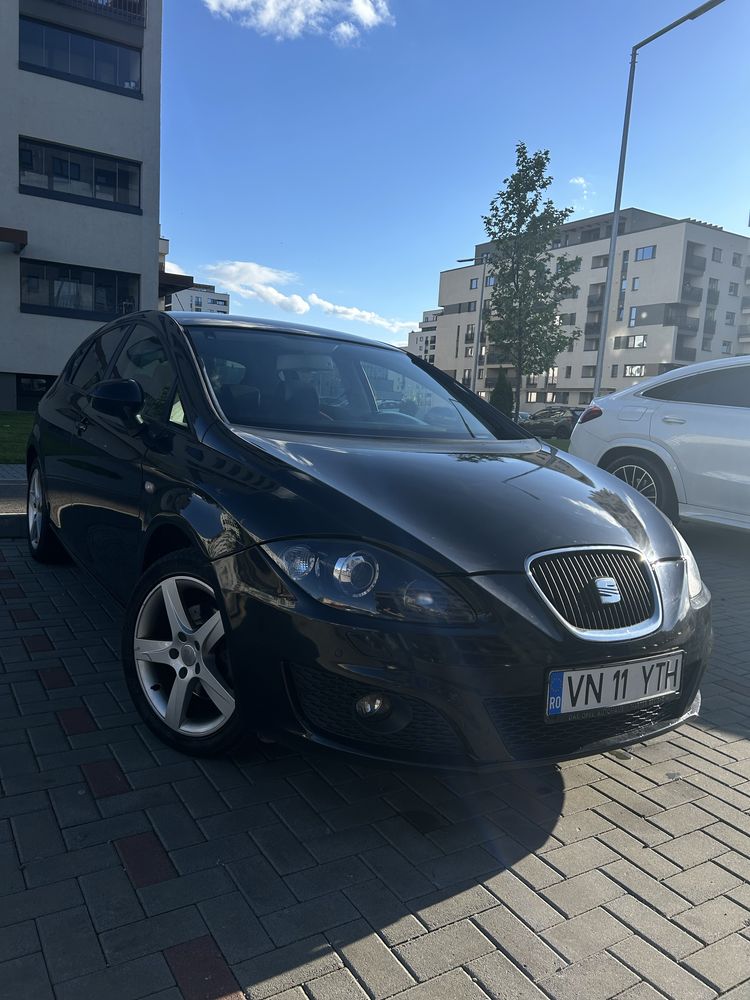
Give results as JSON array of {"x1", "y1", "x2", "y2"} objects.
[
  {"x1": 46, "y1": 323, "x2": 131, "y2": 541},
  {"x1": 528, "y1": 408, "x2": 553, "y2": 436},
  {"x1": 643, "y1": 363, "x2": 750, "y2": 517}
]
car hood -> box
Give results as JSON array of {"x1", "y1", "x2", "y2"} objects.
[{"x1": 229, "y1": 430, "x2": 681, "y2": 573}]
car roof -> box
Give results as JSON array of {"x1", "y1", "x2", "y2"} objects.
[
  {"x1": 161, "y1": 311, "x2": 401, "y2": 351},
  {"x1": 603, "y1": 353, "x2": 750, "y2": 401}
]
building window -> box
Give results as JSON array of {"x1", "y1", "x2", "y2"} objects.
[
  {"x1": 634, "y1": 245, "x2": 656, "y2": 261},
  {"x1": 455, "y1": 325, "x2": 460, "y2": 357},
  {"x1": 556, "y1": 391, "x2": 569, "y2": 404},
  {"x1": 583, "y1": 337, "x2": 599, "y2": 352},
  {"x1": 622, "y1": 250, "x2": 630, "y2": 264},
  {"x1": 478, "y1": 368, "x2": 484, "y2": 379},
  {"x1": 591, "y1": 254, "x2": 608, "y2": 269},
  {"x1": 485, "y1": 274, "x2": 495, "y2": 287},
  {"x1": 465, "y1": 346, "x2": 474, "y2": 357},
  {"x1": 463, "y1": 368, "x2": 471, "y2": 379},
  {"x1": 581, "y1": 365, "x2": 596, "y2": 378},
  {"x1": 617, "y1": 304, "x2": 624, "y2": 321},
  {"x1": 564, "y1": 366, "x2": 572, "y2": 379},
  {"x1": 428, "y1": 355, "x2": 435, "y2": 364},
  {"x1": 611, "y1": 364, "x2": 618, "y2": 378},
  {"x1": 559, "y1": 312, "x2": 576, "y2": 326},
  {"x1": 732, "y1": 252, "x2": 742, "y2": 267},
  {"x1": 729, "y1": 282, "x2": 739, "y2": 296},
  {"x1": 614, "y1": 334, "x2": 648, "y2": 349},
  {"x1": 702, "y1": 337, "x2": 712, "y2": 351},
  {"x1": 628, "y1": 306, "x2": 638, "y2": 327},
  {"x1": 579, "y1": 391, "x2": 593, "y2": 405},
  {"x1": 620, "y1": 277, "x2": 627, "y2": 291},
  {"x1": 721, "y1": 341, "x2": 732, "y2": 355},
  {"x1": 712, "y1": 247, "x2": 722, "y2": 263},
  {"x1": 465, "y1": 323, "x2": 475, "y2": 343},
  {"x1": 631, "y1": 277, "x2": 639, "y2": 291},
  {"x1": 624, "y1": 364, "x2": 647, "y2": 377},
  {"x1": 526, "y1": 391, "x2": 537, "y2": 403},
  {"x1": 726, "y1": 311, "x2": 735, "y2": 326},
  {"x1": 20, "y1": 258, "x2": 139, "y2": 319},
  {"x1": 567, "y1": 339, "x2": 574, "y2": 352},
  {"x1": 469, "y1": 277, "x2": 478, "y2": 290},
  {"x1": 467, "y1": 300, "x2": 477, "y2": 312},
  {"x1": 19, "y1": 137, "x2": 141, "y2": 212},
  {"x1": 19, "y1": 18, "x2": 142, "y2": 97}
]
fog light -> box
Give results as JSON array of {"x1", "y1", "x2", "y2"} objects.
[{"x1": 355, "y1": 693, "x2": 391, "y2": 720}]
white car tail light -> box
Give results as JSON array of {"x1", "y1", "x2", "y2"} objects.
[{"x1": 578, "y1": 404, "x2": 603, "y2": 425}]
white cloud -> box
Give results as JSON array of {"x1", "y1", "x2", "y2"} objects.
[
  {"x1": 204, "y1": 260, "x2": 310, "y2": 314},
  {"x1": 569, "y1": 175, "x2": 591, "y2": 199},
  {"x1": 307, "y1": 292, "x2": 416, "y2": 334},
  {"x1": 163, "y1": 260, "x2": 187, "y2": 275},
  {"x1": 202, "y1": 0, "x2": 393, "y2": 44}
]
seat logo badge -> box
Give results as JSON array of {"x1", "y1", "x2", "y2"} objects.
[{"x1": 594, "y1": 577, "x2": 621, "y2": 605}]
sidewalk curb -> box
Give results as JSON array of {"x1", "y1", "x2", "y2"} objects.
[{"x1": 0, "y1": 514, "x2": 25, "y2": 539}]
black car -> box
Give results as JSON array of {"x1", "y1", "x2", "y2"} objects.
[
  {"x1": 520, "y1": 405, "x2": 586, "y2": 439},
  {"x1": 26, "y1": 312, "x2": 711, "y2": 768}
]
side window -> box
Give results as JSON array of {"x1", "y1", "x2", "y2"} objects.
[
  {"x1": 169, "y1": 389, "x2": 188, "y2": 428},
  {"x1": 643, "y1": 366, "x2": 749, "y2": 408},
  {"x1": 70, "y1": 325, "x2": 127, "y2": 391},
  {"x1": 111, "y1": 323, "x2": 176, "y2": 422}
]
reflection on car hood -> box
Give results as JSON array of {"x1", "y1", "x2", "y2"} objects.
[{"x1": 231, "y1": 430, "x2": 681, "y2": 572}]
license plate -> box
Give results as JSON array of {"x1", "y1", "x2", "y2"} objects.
[{"x1": 546, "y1": 652, "x2": 683, "y2": 719}]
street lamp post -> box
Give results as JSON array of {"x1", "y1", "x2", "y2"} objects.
[
  {"x1": 592, "y1": 0, "x2": 726, "y2": 399},
  {"x1": 457, "y1": 254, "x2": 488, "y2": 393}
]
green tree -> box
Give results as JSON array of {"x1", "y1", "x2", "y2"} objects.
[
  {"x1": 483, "y1": 143, "x2": 581, "y2": 419},
  {"x1": 488, "y1": 366, "x2": 513, "y2": 417}
]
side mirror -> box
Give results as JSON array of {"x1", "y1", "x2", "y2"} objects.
[{"x1": 89, "y1": 378, "x2": 143, "y2": 418}]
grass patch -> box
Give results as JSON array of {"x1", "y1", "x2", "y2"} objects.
[
  {"x1": 0, "y1": 412, "x2": 34, "y2": 464},
  {"x1": 548, "y1": 437, "x2": 570, "y2": 451}
]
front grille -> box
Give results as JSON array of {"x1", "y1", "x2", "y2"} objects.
[
  {"x1": 528, "y1": 548, "x2": 658, "y2": 636},
  {"x1": 486, "y1": 684, "x2": 691, "y2": 762},
  {"x1": 287, "y1": 664, "x2": 463, "y2": 755}
]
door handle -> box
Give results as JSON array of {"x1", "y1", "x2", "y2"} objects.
[
  {"x1": 75, "y1": 416, "x2": 89, "y2": 436},
  {"x1": 661, "y1": 416, "x2": 686, "y2": 425}
]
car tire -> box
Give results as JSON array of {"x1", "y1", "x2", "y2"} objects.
[
  {"x1": 121, "y1": 550, "x2": 249, "y2": 757},
  {"x1": 604, "y1": 452, "x2": 678, "y2": 522},
  {"x1": 27, "y1": 460, "x2": 67, "y2": 564}
]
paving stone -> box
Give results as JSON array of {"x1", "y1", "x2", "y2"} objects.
[
  {"x1": 147, "y1": 802, "x2": 204, "y2": 851},
  {"x1": 542, "y1": 870, "x2": 624, "y2": 918},
  {"x1": 650, "y1": 803, "x2": 716, "y2": 837},
  {"x1": 79, "y1": 866, "x2": 144, "y2": 932},
  {"x1": 23, "y1": 842, "x2": 117, "y2": 887},
  {"x1": 656, "y1": 830, "x2": 728, "y2": 868},
  {"x1": 539, "y1": 952, "x2": 638, "y2": 1000},
  {"x1": 138, "y1": 867, "x2": 235, "y2": 916},
  {"x1": 284, "y1": 855, "x2": 371, "y2": 901},
  {"x1": 485, "y1": 869, "x2": 565, "y2": 931},
  {"x1": 228, "y1": 854, "x2": 296, "y2": 916},
  {"x1": 603, "y1": 859, "x2": 691, "y2": 917},
  {"x1": 163, "y1": 934, "x2": 244, "y2": 1000},
  {"x1": 542, "y1": 907, "x2": 632, "y2": 963},
  {"x1": 543, "y1": 837, "x2": 619, "y2": 877},
  {"x1": 116, "y1": 831, "x2": 176, "y2": 888},
  {"x1": 37, "y1": 905, "x2": 104, "y2": 982},
  {"x1": 362, "y1": 845, "x2": 434, "y2": 900},
  {"x1": 100, "y1": 906, "x2": 207, "y2": 964},
  {"x1": 412, "y1": 883, "x2": 497, "y2": 930},
  {"x1": 610, "y1": 936, "x2": 717, "y2": 1000},
  {"x1": 605, "y1": 895, "x2": 702, "y2": 960},
  {"x1": 674, "y1": 895, "x2": 750, "y2": 944},
  {"x1": 81, "y1": 759, "x2": 130, "y2": 797},
  {"x1": 0, "y1": 920, "x2": 40, "y2": 964},
  {"x1": 344, "y1": 879, "x2": 426, "y2": 946},
  {"x1": 475, "y1": 905, "x2": 566, "y2": 980},
  {"x1": 683, "y1": 934, "x2": 750, "y2": 993},
  {"x1": 327, "y1": 918, "x2": 416, "y2": 998},
  {"x1": 250, "y1": 822, "x2": 315, "y2": 875},
  {"x1": 664, "y1": 859, "x2": 741, "y2": 904},
  {"x1": 467, "y1": 950, "x2": 551, "y2": 1000},
  {"x1": 306, "y1": 968, "x2": 369, "y2": 1000},
  {"x1": 232, "y1": 934, "x2": 342, "y2": 999},
  {"x1": 261, "y1": 891, "x2": 360, "y2": 947},
  {"x1": 170, "y1": 832, "x2": 257, "y2": 875},
  {"x1": 199, "y1": 891, "x2": 273, "y2": 964},
  {"x1": 394, "y1": 919, "x2": 494, "y2": 981},
  {"x1": 0, "y1": 953, "x2": 54, "y2": 1000},
  {"x1": 54, "y1": 953, "x2": 175, "y2": 1000}
]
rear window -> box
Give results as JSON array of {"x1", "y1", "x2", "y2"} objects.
[{"x1": 187, "y1": 325, "x2": 524, "y2": 441}]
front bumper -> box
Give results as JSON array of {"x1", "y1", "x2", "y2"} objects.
[{"x1": 213, "y1": 548, "x2": 712, "y2": 769}]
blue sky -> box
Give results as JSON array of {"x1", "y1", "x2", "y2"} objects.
[{"x1": 161, "y1": 0, "x2": 749, "y2": 343}]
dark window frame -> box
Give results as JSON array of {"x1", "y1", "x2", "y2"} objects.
[
  {"x1": 21, "y1": 258, "x2": 140, "y2": 321},
  {"x1": 19, "y1": 136, "x2": 142, "y2": 215},
  {"x1": 19, "y1": 16, "x2": 143, "y2": 100}
]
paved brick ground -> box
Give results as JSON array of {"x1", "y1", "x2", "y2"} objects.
[{"x1": 0, "y1": 522, "x2": 748, "y2": 1000}]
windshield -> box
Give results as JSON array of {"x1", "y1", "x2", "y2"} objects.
[{"x1": 187, "y1": 326, "x2": 525, "y2": 442}]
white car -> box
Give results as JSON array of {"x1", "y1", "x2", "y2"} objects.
[{"x1": 570, "y1": 356, "x2": 750, "y2": 531}]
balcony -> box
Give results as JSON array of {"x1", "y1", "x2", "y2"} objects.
[
  {"x1": 745, "y1": 266, "x2": 750, "y2": 285},
  {"x1": 681, "y1": 285, "x2": 703, "y2": 305},
  {"x1": 704, "y1": 319, "x2": 717, "y2": 337},
  {"x1": 664, "y1": 309, "x2": 699, "y2": 333},
  {"x1": 741, "y1": 296, "x2": 750, "y2": 314},
  {"x1": 675, "y1": 345, "x2": 697, "y2": 363},
  {"x1": 587, "y1": 292, "x2": 605, "y2": 307},
  {"x1": 738, "y1": 325, "x2": 750, "y2": 342},
  {"x1": 707, "y1": 288, "x2": 720, "y2": 306},
  {"x1": 48, "y1": 0, "x2": 147, "y2": 26},
  {"x1": 584, "y1": 321, "x2": 602, "y2": 337},
  {"x1": 684, "y1": 253, "x2": 707, "y2": 273}
]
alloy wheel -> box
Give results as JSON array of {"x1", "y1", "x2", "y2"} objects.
[
  {"x1": 133, "y1": 575, "x2": 235, "y2": 736},
  {"x1": 612, "y1": 463, "x2": 659, "y2": 505},
  {"x1": 28, "y1": 468, "x2": 43, "y2": 551}
]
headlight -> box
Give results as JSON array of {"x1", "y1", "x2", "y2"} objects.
[
  {"x1": 674, "y1": 529, "x2": 703, "y2": 600},
  {"x1": 262, "y1": 539, "x2": 475, "y2": 625}
]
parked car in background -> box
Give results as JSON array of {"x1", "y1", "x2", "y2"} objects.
[
  {"x1": 520, "y1": 405, "x2": 586, "y2": 439},
  {"x1": 570, "y1": 356, "x2": 750, "y2": 531},
  {"x1": 26, "y1": 312, "x2": 711, "y2": 767}
]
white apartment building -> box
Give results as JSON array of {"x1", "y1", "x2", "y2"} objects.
[
  {"x1": 0, "y1": 0, "x2": 162, "y2": 410},
  {"x1": 410, "y1": 208, "x2": 750, "y2": 410},
  {"x1": 167, "y1": 283, "x2": 230, "y2": 314}
]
